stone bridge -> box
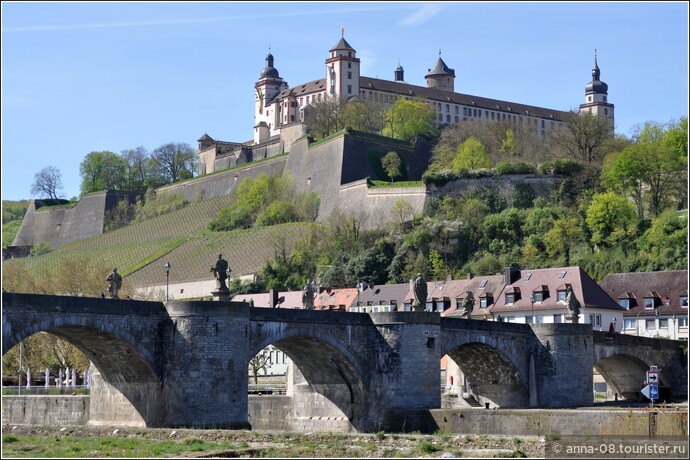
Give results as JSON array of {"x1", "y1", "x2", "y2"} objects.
[{"x1": 2, "y1": 294, "x2": 686, "y2": 432}]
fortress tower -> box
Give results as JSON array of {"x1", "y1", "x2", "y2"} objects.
[
  {"x1": 325, "y1": 30, "x2": 361, "y2": 99},
  {"x1": 425, "y1": 50, "x2": 455, "y2": 92},
  {"x1": 579, "y1": 49, "x2": 615, "y2": 129}
]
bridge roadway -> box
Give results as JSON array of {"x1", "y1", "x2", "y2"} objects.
[{"x1": 2, "y1": 293, "x2": 686, "y2": 431}]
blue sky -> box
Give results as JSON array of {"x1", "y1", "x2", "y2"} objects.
[{"x1": 2, "y1": 1, "x2": 688, "y2": 202}]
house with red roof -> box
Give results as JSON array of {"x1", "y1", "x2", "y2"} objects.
[
  {"x1": 598, "y1": 270, "x2": 688, "y2": 340},
  {"x1": 489, "y1": 266, "x2": 625, "y2": 330}
]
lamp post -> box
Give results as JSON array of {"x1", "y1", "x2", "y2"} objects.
[
  {"x1": 635, "y1": 309, "x2": 644, "y2": 336},
  {"x1": 164, "y1": 261, "x2": 171, "y2": 301},
  {"x1": 613, "y1": 316, "x2": 617, "y2": 333},
  {"x1": 530, "y1": 293, "x2": 535, "y2": 325}
]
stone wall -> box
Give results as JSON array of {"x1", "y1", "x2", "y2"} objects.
[
  {"x1": 12, "y1": 191, "x2": 142, "y2": 250},
  {"x1": 428, "y1": 174, "x2": 561, "y2": 205},
  {"x1": 383, "y1": 408, "x2": 689, "y2": 436},
  {"x1": 2, "y1": 396, "x2": 89, "y2": 426},
  {"x1": 155, "y1": 156, "x2": 287, "y2": 203}
]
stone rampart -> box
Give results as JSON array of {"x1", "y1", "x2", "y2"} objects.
[
  {"x1": 12, "y1": 191, "x2": 141, "y2": 250},
  {"x1": 428, "y1": 174, "x2": 561, "y2": 206},
  {"x1": 156, "y1": 156, "x2": 287, "y2": 203}
]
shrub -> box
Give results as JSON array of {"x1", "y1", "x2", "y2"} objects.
[
  {"x1": 496, "y1": 161, "x2": 537, "y2": 175},
  {"x1": 539, "y1": 158, "x2": 583, "y2": 175}
]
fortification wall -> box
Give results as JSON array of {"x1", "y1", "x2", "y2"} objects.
[
  {"x1": 338, "y1": 180, "x2": 427, "y2": 228},
  {"x1": 428, "y1": 174, "x2": 561, "y2": 205},
  {"x1": 156, "y1": 156, "x2": 288, "y2": 203},
  {"x1": 12, "y1": 191, "x2": 141, "y2": 250}
]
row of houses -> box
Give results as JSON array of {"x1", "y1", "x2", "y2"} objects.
[{"x1": 233, "y1": 267, "x2": 688, "y2": 340}]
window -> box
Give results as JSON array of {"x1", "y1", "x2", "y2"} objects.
[
  {"x1": 645, "y1": 319, "x2": 656, "y2": 330},
  {"x1": 679, "y1": 317, "x2": 688, "y2": 328},
  {"x1": 446, "y1": 104, "x2": 450, "y2": 113},
  {"x1": 463, "y1": 107, "x2": 467, "y2": 116},
  {"x1": 348, "y1": 72, "x2": 352, "y2": 79},
  {"x1": 624, "y1": 319, "x2": 636, "y2": 330},
  {"x1": 446, "y1": 114, "x2": 451, "y2": 123},
  {"x1": 455, "y1": 106, "x2": 459, "y2": 114},
  {"x1": 525, "y1": 316, "x2": 533, "y2": 324},
  {"x1": 604, "y1": 108, "x2": 608, "y2": 115},
  {"x1": 426, "y1": 301, "x2": 433, "y2": 312},
  {"x1": 541, "y1": 120, "x2": 545, "y2": 128},
  {"x1": 619, "y1": 299, "x2": 630, "y2": 309},
  {"x1": 491, "y1": 112, "x2": 495, "y2": 120},
  {"x1": 505, "y1": 293, "x2": 515, "y2": 304},
  {"x1": 659, "y1": 318, "x2": 669, "y2": 329},
  {"x1": 535, "y1": 315, "x2": 544, "y2": 324},
  {"x1": 644, "y1": 297, "x2": 655, "y2": 309},
  {"x1": 554, "y1": 314, "x2": 563, "y2": 323},
  {"x1": 680, "y1": 295, "x2": 688, "y2": 307},
  {"x1": 603, "y1": 96, "x2": 606, "y2": 102},
  {"x1": 438, "y1": 113, "x2": 443, "y2": 121},
  {"x1": 347, "y1": 85, "x2": 352, "y2": 94},
  {"x1": 480, "y1": 298, "x2": 488, "y2": 309},
  {"x1": 348, "y1": 62, "x2": 351, "y2": 69},
  {"x1": 588, "y1": 96, "x2": 592, "y2": 102},
  {"x1": 589, "y1": 314, "x2": 601, "y2": 327},
  {"x1": 533, "y1": 292, "x2": 543, "y2": 302},
  {"x1": 557, "y1": 290, "x2": 567, "y2": 302}
]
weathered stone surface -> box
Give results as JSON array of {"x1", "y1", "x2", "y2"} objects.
[{"x1": 2, "y1": 293, "x2": 685, "y2": 431}]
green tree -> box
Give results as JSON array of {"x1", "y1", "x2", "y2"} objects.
[
  {"x1": 662, "y1": 116, "x2": 688, "y2": 159},
  {"x1": 585, "y1": 191, "x2": 637, "y2": 249},
  {"x1": 79, "y1": 151, "x2": 127, "y2": 195},
  {"x1": 381, "y1": 151, "x2": 402, "y2": 182},
  {"x1": 303, "y1": 95, "x2": 348, "y2": 138},
  {"x1": 121, "y1": 146, "x2": 151, "y2": 190},
  {"x1": 544, "y1": 218, "x2": 582, "y2": 266},
  {"x1": 605, "y1": 143, "x2": 686, "y2": 218},
  {"x1": 499, "y1": 129, "x2": 517, "y2": 156},
  {"x1": 151, "y1": 142, "x2": 197, "y2": 184},
  {"x1": 381, "y1": 98, "x2": 435, "y2": 142},
  {"x1": 451, "y1": 137, "x2": 492, "y2": 171}
]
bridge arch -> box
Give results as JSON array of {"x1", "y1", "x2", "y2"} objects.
[
  {"x1": 594, "y1": 353, "x2": 652, "y2": 401},
  {"x1": 3, "y1": 312, "x2": 163, "y2": 427},
  {"x1": 440, "y1": 322, "x2": 532, "y2": 408},
  {"x1": 249, "y1": 327, "x2": 369, "y2": 426}
]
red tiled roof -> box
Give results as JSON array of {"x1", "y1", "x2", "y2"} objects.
[
  {"x1": 598, "y1": 270, "x2": 688, "y2": 317},
  {"x1": 490, "y1": 266, "x2": 622, "y2": 314}
]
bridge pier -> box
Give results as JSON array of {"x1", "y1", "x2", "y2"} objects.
[
  {"x1": 531, "y1": 324, "x2": 594, "y2": 408},
  {"x1": 159, "y1": 301, "x2": 251, "y2": 428}
]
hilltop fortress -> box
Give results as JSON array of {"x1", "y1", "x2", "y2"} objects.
[{"x1": 11, "y1": 34, "x2": 610, "y2": 252}]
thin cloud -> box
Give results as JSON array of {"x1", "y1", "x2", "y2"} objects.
[
  {"x1": 4, "y1": 5, "x2": 412, "y2": 33},
  {"x1": 397, "y1": 4, "x2": 443, "y2": 27}
]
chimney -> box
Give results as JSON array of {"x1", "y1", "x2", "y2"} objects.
[
  {"x1": 504, "y1": 266, "x2": 519, "y2": 286},
  {"x1": 466, "y1": 272, "x2": 473, "y2": 280},
  {"x1": 269, "y1": 289, "x2": 279, "y2": 308}
]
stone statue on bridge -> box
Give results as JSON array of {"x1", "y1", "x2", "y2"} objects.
[
  {"x1": 412, "y1": 273, "x2": 428, "y2": 312},
  {"x1": 302, "y1": 279, "x2": 316, "y2": 310},
  {"x1": 565, "y1": 284, "x2": 581, "y2": 323},
  {"x1": 106, "y1": 268, "x2": 122, "y2": 299},
  {"x1": 210, "y1": 254, "x2": 231, "y2": 291},
  {"x1": 458, "y1": 291, "x2": 475, "y2": 319}
]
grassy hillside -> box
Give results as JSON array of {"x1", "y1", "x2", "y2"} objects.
[{"x1": 2, "y1": 194, "x2": 313, "y2": 289}]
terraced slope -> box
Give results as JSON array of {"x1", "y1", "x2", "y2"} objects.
[{"x1": 3, "y1": 193, "x2": 314, "y2": 288}]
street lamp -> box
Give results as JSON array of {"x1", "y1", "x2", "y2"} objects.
[
  {"x1": 164, "y1": 261, "x2": 171, "y2": 301},
  {"x1": 530, "y1": 293, "x2": 535, "y2": 325},
  {"x1": 635, "y1": 309, "x2": 644, "y2": 336}
]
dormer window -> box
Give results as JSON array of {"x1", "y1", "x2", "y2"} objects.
[
  {"x1": 505, "y1": 287, "x2": 520, "y2": 305},
  {"x1": 557, "y1": 289, "x2": 567, "y2": 302},
  {"x1": 643, "y1": 292, "x2": 660, "y2": 309},
  {"x1": 532, "y1": 292, "x2": 544, "y2": 302},
  {"x1": 680, "y1": 295, "x2": 688, "y2": 308},
  {"x1": 619, "y1": 298, "x2": 630, "y2": 309}
]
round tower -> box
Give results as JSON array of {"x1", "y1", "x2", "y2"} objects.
[
  {"x1": 425, "y1": 50, "x2": 455, "y2": 92},
  {"x1": 578, "y1": 49, "x2": 614, "y2": 130},
  {"x1": 255, "y1": 49, "x2": 284, "y2": 143}
]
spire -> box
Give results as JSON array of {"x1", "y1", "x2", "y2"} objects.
[
  {"x1": 592, "y1": 48, "x2": 600, "y2": 80},
  {"x1": 341, "y1": 26, "x2": 344, "y2": 38}
]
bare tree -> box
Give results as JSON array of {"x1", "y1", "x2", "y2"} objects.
[
  {"x1": 249, "y1": 350, "x2": 271, "y2": 384},
  {"x1": 121, "y1": 146, "x2": 150, "y2": 190},
  {"x1": 151, "y1": 142, "x2": 197, "y2": 184},
  {"x1": 550, "y1": 111, "x2": 613, "y2": 163},
  {"x1": 31, "y1": 166, "x2": 63, "y2": 199}
]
